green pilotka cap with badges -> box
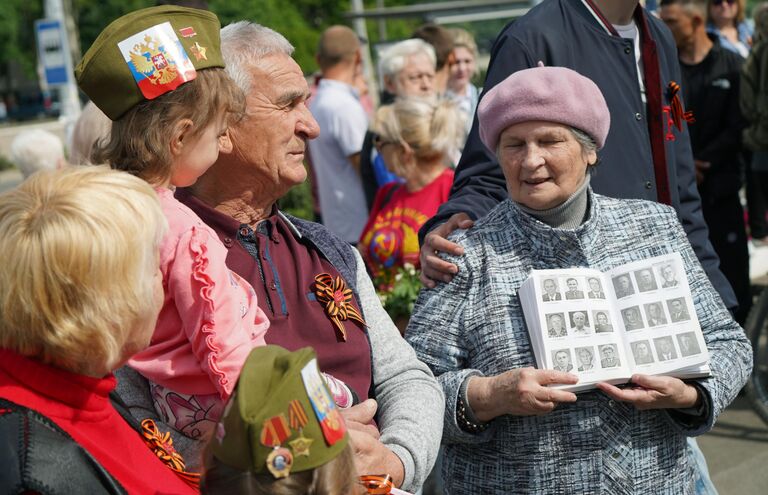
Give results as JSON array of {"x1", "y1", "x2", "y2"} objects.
[
  {"x1": 75, "y1": 5, "x2": 225, "y2": 121},
  {"x1": 206, "y1": 345, "x2": 349, "y2": 478}
]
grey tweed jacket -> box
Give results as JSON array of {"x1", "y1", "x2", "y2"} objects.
[{"x1": 406, "y1": 191, "x2": 751, "y2": 495}]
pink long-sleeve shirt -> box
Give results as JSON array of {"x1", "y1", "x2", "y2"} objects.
[{"x1": 129, "y1": 188, "x2": 269, "y2": 399}]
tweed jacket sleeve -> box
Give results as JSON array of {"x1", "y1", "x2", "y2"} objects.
[
  {"x1": 352, "y1": 249, "x2": 444, "y2": 492},
  {"x1": 658, "y1": 205, "x2": 752, "y2": 435}
]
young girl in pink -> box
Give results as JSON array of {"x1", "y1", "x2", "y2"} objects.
[{"x1": 76, "y1": 6, "x2": 269, "y2": 440}]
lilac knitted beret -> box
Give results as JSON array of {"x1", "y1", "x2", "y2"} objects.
[{"x1": 478, "y1": 66, "x2": 610, "y2": 152}]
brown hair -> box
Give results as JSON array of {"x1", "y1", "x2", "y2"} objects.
[
  {"x1": 707, "y1": 0, "x2": 746, "y2": 24},
  {"x1": 200, "y1": 442, "x2": 357, "y2": 495},
  {"x1": 93, "y1": 68, "x2": 244, "y2": 184},
  {"x1": 411, "y1": 23, "x2": 454, "y2": 70}
]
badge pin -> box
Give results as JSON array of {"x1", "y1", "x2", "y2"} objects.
[
  {"x1": 266, "y1": 447, "x2": 293, "y2": 478},
  {"x1": 179, "y1": 26, "x2": 197, "y2": 38},
  {"x1": 289, "y1": 435, "x2": 314, "y2": 457},
  {"x1": 190, "y1": 42, "x2": 207, "y2": 61}
]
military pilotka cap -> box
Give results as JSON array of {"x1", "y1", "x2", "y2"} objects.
[
  {"x1": 75, "y1": 5, "x2": 225, "y2": 121},
  {"x1": 206, "y1": 346, "x2": 349, "y2": 478}
]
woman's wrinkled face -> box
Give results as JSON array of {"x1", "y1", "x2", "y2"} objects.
[{"x1": 497, "y1": 121, "x2": 596, "y2": 210}]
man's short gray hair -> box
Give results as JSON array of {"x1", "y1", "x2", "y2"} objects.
[
  {"x1": 379, "y1": 38, "x2": 436, "y2": 79},
  {"x1": 10, "y1": 129, "x2": 65, "y2": 178},
  {"x1": 220, "y1": 21, "x2": 295, "y2": 93}
]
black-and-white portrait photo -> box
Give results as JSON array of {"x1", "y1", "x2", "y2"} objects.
[
  {"x1": 667, "y1": 298, "x2": 691, "y2": 323},
  {"x1": 542, "y1": 278, "x2": 562, "y2": 302},
  {"x1": 552, "y1": 348, "x2": 574, "y2": 372},
  {"x1": 593, "y1": 311, "x2": 614, "y2": 333},
  {"x1": 621, "y1": 306, "x2": 644, "y2": 330},
  {"x1": 677, "y1": 332, "x2": 702, "y2": 357},
  {"x1": 599, "y1": 344, "x2": 621, "y2": 368},
  {"x1": 576, "y1": 346, "x2": 596, "y2": 372},
  {"x1": 569, "y1": 310, "x2": 591, "y2": 336},
  {"x1": 631, "y1": 340, "x2": 655, "y2": 365},
  {"x1": 547, "y1": 313, "x2": 567, "y2": 338},
  {"x1": 644, "y1": 302, "x2": 668, "y2": 327},
  {"x1": 564, "y1": 277, "x2": 585, "y2": 300},
  {"x1": 658, "y1": 263, "x2": 679, "y2": 288},
  {"x1": 587, "y1": 277, "x2": 605, "y2": 299},
  {"x1": 654, "y1": 336, "x2": 678, "y2": 361},
  {"x1": 634, "y1": 268, "x2": 658, "y2": 292},
  {"x1": 612, "y1": 273, "x2": 635, "y2": 299}
]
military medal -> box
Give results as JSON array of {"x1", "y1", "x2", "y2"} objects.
[
  {"x1": 189, "y1": 42, "x2": 207, "y2": 61},
  {"x1": 266, "y1": 447, "x2": 293, "y2": 478},
  {"x1": 260, "y1": 413, "x2": 291, "y2": 447}
]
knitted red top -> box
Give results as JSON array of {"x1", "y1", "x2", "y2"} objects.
[{"x1": 0, "y1": 349, "x2": 195, "y2": 494}]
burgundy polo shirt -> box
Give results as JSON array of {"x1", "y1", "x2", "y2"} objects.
[{"x1": 176, "y1": 189, "x2": 373, "y2": 401}]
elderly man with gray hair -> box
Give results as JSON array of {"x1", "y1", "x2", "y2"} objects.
[
  {"x1": 115, "y1": 21, "x2": 443, "y2": 492},
  {"x1": 10, "y1": 129, "x2": 65, "y2": 179}
]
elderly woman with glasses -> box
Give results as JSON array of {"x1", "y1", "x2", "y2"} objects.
[{"x1": 405, "y1": 66, "x2": 751, "y2": 494}]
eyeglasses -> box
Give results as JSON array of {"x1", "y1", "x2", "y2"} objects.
[{"x1": 712, "y1": 0, "x2": 736, "y2": 6}]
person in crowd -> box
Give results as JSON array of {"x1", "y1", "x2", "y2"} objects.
[
  {"x1": 418, "y1": 0, "x2": 737, "y2": 325},
  {"x1": 661, "y1": 0, "x2": 751, "y2": 324},
  {"x1": 564, "y1": 278, "x2": 584, "y2": 299},
  {"x1": 308, "y1": 25, "x2": 369, "y2": 244},
  {"x1": 0, "y1": 166, "x2": 196, "y2": 493},
  {"x1": 201, "y1": 346, "x2": 357, "y2": 494},
  {"x1": 542, "y1": 278, "x2": 562, "y2": 301},
  {"x1": 10, "y1": 129, "x2": 65, "y2": 178},
  {"x1": 547, "y1": 314, "x2": 567, "y2": 337},
  {"x1": 587, "y1": 277, "x2": 605, "y2": 298},
  {"x1": 707, "y1": 0, "x2": 752, "y2": 57},
  {"x1": 359, "y1": 39, "x2": 438, "y2": 210},
  {"x1": 446, "y1": 27, "x2": 480, "y2": 135},
  {"x1": 115, "y1": 21, "x2": 443, "y2": 492},
  {"x1": 595, "y1": 312, "x2": 614, "y2": 333},
  {"x1": 646, "y1": 302, "x2": 669, "y2": 326},
  {"x1": 633, "y1": 341, "x2": 655, "y2": 364},
  {"x1": 577, "y1": 348, "x2": 595, "y2": 372},
  {"x1": 68, "y1": 101, "x2": 112, "y2": 165},
  {"x1": 552, "y1": 350, "x2": 573, "y2": 372},
  {"x1": 405, "y1": 65, "x2": 751, "y2": 494},
  {"x1": 411, "y1": 23, "x2": 454, "y2": 95},
  {"x1": 359, "y1": 97, "x2": 463, "y2": 277},
  {"x1": 76, "y1": 5, "x2": 274, "y2": 441},
  {"x1": 661, "y1": 263, "x2": 681, "y2": 287},
  {"x1": 741, "y1": 3, "x2": 768, "y2": 245}
]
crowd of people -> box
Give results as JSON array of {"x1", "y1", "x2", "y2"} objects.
[{"x1": 0, "y1": 0, "x2": 763, "y2": 493}]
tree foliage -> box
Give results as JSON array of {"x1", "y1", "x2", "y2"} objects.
[{"x1": 0, "y1": 0, "x2": 43, "y2": 80}]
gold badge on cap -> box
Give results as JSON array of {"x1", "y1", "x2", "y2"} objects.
[
  {"x1": 189, "y1": 42, "x2": 207, "y2": 61},
  {"x1": 266, "y1": 447, "x2": 294, "y2": 478},
  {"x1": 289, "y1": 435, "x2": 314, "y2": 457}
]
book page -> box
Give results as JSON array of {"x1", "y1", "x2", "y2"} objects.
[
  {"x1": 605, "y1": 253, "x2": 710, "y2": 376},
  {"x1": 520, "y1": 268, "x2": 632, "y2": 390}
]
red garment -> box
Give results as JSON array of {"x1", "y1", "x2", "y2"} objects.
[
  {"x1": 0, "y1": 349, "x2": 195, "y2": 494},
  {"x1": 359, "y1": 169, "x2": 454, "y2": 275},
  {"x1": 176, "y1": 190, "x2": 373, "y2": 401}
]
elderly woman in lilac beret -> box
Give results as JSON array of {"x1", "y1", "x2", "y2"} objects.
[{"x1": 405, "y1": 66, "x2": 751, "y2": 494}]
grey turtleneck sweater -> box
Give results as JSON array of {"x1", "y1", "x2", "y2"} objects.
[{"x1": 516, "y1": 174, "x2": 591, "y2": 229}]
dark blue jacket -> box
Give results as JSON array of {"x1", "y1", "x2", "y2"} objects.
[{"x1": 421, "y1": 0, "x2": 737, "y2": 310}]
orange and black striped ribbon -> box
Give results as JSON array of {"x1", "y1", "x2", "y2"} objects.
[
  {"x1": 313, "y1": 273, "x2": 367, "y2": 341},
  {"x1": 140, "y1": 419, "x2": 200, "y2": 489},
  {"x1": 359, "y1": 474, "x2": 394, "y2": 494},
  {"x1": 288, "y1": 399, "x2": 308, "y2": 430}
]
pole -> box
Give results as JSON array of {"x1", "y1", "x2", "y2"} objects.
[
  {"x1": 350, "y1": 0, "x2": 379, "y2": 107},
  {"x1": 43, "y1": 0, "x2": 81, "y2": 130}
]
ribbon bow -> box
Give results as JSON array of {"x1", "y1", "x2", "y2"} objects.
[
  {"x1": 359, "y1": 474, "x2": 395, "y2": 494},
  {"x1": 663, "y1": 81, "x2": 695, "y2": 141},
  {"x1": 140, "y1": 419, "x2": 201, "y2": 488},
  {"x1": 313, "y1": 273, "x2": 367, "y2": 341}
]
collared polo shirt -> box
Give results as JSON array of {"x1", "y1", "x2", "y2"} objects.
[{"x1": 176, "y1": 189, "x2": 373, "y2": 400}]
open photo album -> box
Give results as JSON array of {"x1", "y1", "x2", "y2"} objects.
[{"x1": 519, "y1": 253, "x2": 710, "y2": 392}]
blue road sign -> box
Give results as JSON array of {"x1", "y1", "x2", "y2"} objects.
[{"x1": 35, "y1": 19, "x2": 69, "y2": 86}]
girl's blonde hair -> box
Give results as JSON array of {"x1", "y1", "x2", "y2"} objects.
[
  {"x1": 449, "y1": 27, "x2": 478, "y2": 59},
  {"x1": 93, "y1": 68, "x2": 244, "y2": 184},
  {"x1": 201, "y1": 441, "x2": 357, "y2": 495},
  {"x1": 0, "y1": 165, "x2": 167, "y2": 375},
  {"x1": 373, "y1": 96, "x2": 464, "y2": 174}
]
